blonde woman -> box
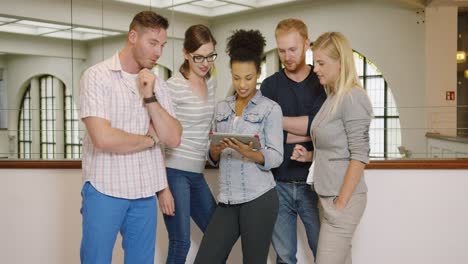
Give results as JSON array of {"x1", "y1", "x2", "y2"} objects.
[{"x1": 291, "y1": 32, "x2": 373, "y2": 264}]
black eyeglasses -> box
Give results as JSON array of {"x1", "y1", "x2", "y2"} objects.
[{"x1": 190, "y1": 53, "x2": 217, "y2": 63}]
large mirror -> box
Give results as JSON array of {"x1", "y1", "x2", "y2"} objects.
[{"x1": 0, "y1": 0, "x2": 467, "y2": 162}]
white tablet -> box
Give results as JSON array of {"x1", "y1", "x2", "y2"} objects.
[{"x1": 209, "y1": 132, "x2": 261, "y2": 150}]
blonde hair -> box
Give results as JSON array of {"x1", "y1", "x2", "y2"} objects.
[
  {"x1": 275, "y1": 18, "x2": 308, "y2": 40},
  {"x1": 312, "y1": 32, "x2": 363, "y2": 113}
]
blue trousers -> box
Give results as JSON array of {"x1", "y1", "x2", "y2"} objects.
[
  {"x1": 80, "y1": 182, "x2": 157, "y2": 264},
  {"x1": 272, "y1": 182, "x2": 321, "y2": 264},
  {"x1": 163, "y1": 168, "x2": 216, "y2": 264}
]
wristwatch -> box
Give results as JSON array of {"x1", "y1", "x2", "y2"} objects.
[{"x1": 143, "y1": 93, "x2": 158, "y2": 104}]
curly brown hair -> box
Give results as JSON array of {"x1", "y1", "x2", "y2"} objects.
[{"x1": 226, "y1": 29, "x2": 265, "y2": 73}]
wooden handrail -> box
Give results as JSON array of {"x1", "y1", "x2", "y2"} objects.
[{"x1": 0, "y1": 159, "x2": 467, "y2": 169}]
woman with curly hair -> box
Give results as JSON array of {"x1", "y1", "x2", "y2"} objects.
[{"x1": 194, "y1": 29, "x2": 284, "y2": 264}]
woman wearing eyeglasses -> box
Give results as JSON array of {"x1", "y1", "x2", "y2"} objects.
[{"x1": 162, "y1": 24, "x2": 218, "y2": 264}]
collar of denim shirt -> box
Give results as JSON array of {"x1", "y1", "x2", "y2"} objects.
[{"x1": 226, "y1": 89, "x2": 263, "y2": 112}]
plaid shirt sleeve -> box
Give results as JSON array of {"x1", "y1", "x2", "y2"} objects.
[{"x1": 80, "y1": 67, "x2": 110, "y2": 120}]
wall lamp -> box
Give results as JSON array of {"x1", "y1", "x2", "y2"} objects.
[{"x1": 457, "y1": 51, "x2": 466, "y2": 63}]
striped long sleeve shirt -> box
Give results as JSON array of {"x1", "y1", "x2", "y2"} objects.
[{"x1": 165, "y1": 73, "x2": 216, "y2": 173}]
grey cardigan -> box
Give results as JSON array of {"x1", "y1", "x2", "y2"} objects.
[{"x1": 311, "y1": 88, "x2": 373, "y2": 196}]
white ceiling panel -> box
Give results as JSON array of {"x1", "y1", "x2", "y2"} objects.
[
  {"x1": 73, "y1": 27, "x2": 121, "y2": 36},
  {"x1": 158, "y1": 0, "x2": 197, "y2": 8},
  {"x1": 0, "y1": 17, "x2": 123, "y2": 41},
  {"x1": 117, "y1": 0, "x2": 196, "y2": 9},
  {"x1": 170, "y1": 4, "x2": 212, "y2": 17},
  {"x1": 210, "y1": 4, "x2": 252, "y2": 16},
  {"x1": 113, "y1": 0, "x2": 300, "y2": 17},
  {"x1": 0, "y1": 24, "x2": 39, "y2": 35},
  {"x1": 218, "y1": 0, "x2": 256, "y2": 8},
  {"x1": 171, "y1": 2, "x2": 251, "y2": 17},
  {"x1": 0, "y1": 16, "x2": 18, "y2": 24},
  {"x1": 17, "y1": 20, "x2": 70, "y2": 30},
  {"x1": 45, "y1": 30, "x2": 105, "y2": 41},
  {"x1": 116, "y1": 0, "x2": 154, "y2": 7},
  {"x1": 254, "y1": 0, "x2": 298, "y2": 7},
  {"x1": 43, "y1": 30, "x2": 72, "y2": 40},
  {"x1": 192, "y1": 0, "x2": 228, "y2": 8},
  {"x1": 0, "y1": 23, "x2": 62, "y2": 36}
]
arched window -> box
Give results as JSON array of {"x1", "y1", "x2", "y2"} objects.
[
  {"x1": 306, "y1": 49, "x2": 401, "y2": 158},
  {"x1": 356, "y1": 53, "x2": 401, "y2": 158},
  {"x1": 18, "y1": 75, "x2": 81, "y2": 159}
]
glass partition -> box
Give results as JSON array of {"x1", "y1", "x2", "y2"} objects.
[{"x1": 0, "y1": 0, "x2": 466, "y2": 165}]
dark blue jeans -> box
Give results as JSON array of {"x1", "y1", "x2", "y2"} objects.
[
  {"x1": 272, "y1": 182, "x2": 321, "y2": 264},
  {"x1": 163, "y1": 167, "x2": 216, "y2": 264}
]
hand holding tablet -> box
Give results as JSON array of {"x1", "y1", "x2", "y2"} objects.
[{"x1": 209, "y1": 132, "x2": 261, "y2": 150}]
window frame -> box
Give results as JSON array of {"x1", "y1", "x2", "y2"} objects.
[
  {"x1": 64, "y1": 87, "x2": 81, "y2": 159},
  {"x1": 18, "y1": 86, "x2": 32, "y2": 159},
  {"x1": 357, "y1": 52, "x2": 401, "y2": 159},
  {"x1": 18, "y1": 75, "x2": 82, "y2": 159},
  {"x1": 39, "y1": 75, "x2": 56, "y2": 159},
  {"x1": 306, "y1": 48, "x2": 402, "y2": 159}
]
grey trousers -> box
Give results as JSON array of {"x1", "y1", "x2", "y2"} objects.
[
  {"x1": 194, "y1": 188, "x2": 279, "y2": 264},
  {"x1": 316, "y1": 193, "x2": 367, "y2": 264}
]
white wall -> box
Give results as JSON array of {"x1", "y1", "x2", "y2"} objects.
[
  {"x1": 0, "y1": 168, "x2": 467, "y2": 264},
  {"x1": 0, "y1": 130, "x2": 8, "y2": 158},
  {"x1": 425, "y1": 6, "x2": 458, "y2": 136},
  {"x1": 0, "y1": 32, "x2": 87, "y2": 59},
  {"x1": 355, "y1": 169, "x2": 468, "y2": 264}
]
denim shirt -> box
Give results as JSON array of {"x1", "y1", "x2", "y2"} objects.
[{"x1": 208, "y1": 90, "x2": 284, "y2": 204}]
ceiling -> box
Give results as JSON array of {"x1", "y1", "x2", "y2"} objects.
[
  {"x1": 428, "y1": 0, "x2": 468, "y2": 12},
  {"x1": 0, "y1": 16, "x2": 122, "y2": 41},
  {"x1": 112, "y1": 0, "x2": 468, "y2": 18},
  {"x1": 1, "y1": 0, "x2": 467, "y2": 41},
  {"x1": 114, "y1": 0, "x2": 303, "y2": 17},
  {"x1": 0, "y1": 0, "x2": 308, "y2": 40}
]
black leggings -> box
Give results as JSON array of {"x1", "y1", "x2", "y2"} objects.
[{"x1": 194, "y1": 188, "x2": 279, "y2": 264}]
